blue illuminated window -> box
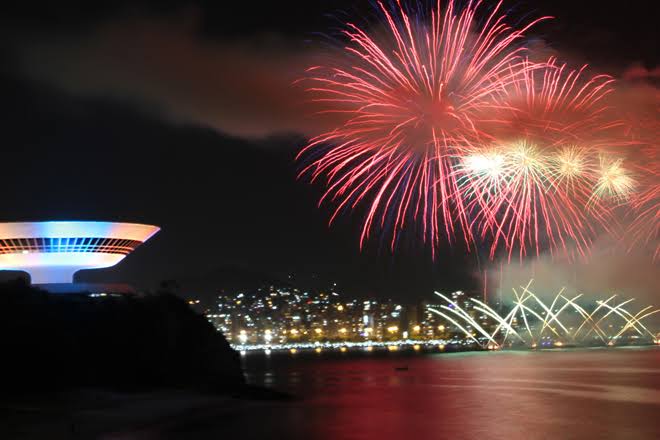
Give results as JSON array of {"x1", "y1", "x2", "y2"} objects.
[{"x1": 0, "y1": 237, "x2": 144, "y2": 255}]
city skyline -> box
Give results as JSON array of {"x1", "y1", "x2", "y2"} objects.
[{"x1": 194, "y1": 279, "x2": 659, "y2": 349}]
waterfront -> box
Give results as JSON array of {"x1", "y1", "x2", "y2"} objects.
[{"x1": 232, "y1": 347, "x2": 659, "y2": 439}]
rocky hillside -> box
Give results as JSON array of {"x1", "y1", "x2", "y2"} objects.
[{"x1": 0, "y1": 280, "x2": 244, "y2": 392}]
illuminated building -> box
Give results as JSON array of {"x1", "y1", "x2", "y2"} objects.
[{"x1": 0, "y1": 221, "x2": 159, "y2": 284}]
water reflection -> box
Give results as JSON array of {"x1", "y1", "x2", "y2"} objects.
[{"x1": 239, "y1": 348, "x2": 659, "y2": 439}]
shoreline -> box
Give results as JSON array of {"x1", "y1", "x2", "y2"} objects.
[{"x1": 235, "y1": 340, "x2": 660, "y2": 355}]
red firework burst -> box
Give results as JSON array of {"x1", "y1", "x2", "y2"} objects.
[
  {"x1": 458, "y1": 59, "x2": 624, "y2": 260},
  {"x1": 629, "y1": 185, "x2": 660, "y2": 260},
  {"x1": 298, "y1": 0, "x2": 549, "y2": 255},
  {"x1": 627, "y1": 149, "x2": 660, "y2": 260}
]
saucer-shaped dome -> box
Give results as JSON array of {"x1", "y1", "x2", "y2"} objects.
[{"x1": 0, "y1": 221, "x2": 160, "y2": 284}]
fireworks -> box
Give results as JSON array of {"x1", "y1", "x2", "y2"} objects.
[
  {"x1": 500, "y1": 58, "x2": 619, "y2": 148},
  {"x1": 621, "y1": 86, "x2": 660, "y2": 260},
  {"x1": 298, "y1": 0, "x2": 549, "y2": 254},
  {"x1": 458, "y1": 57, "x2": 626, "y2": 259},
  {"x1": 551, "y1": 146, "x2": 590, "y2": 184},
  {"x1": 593, "y1": 155, "x2": 637, "y2": 202},
  {"x1": 429, "y1": 281, "x2": 659, "y2": 348},
  {"x1": 460, "y1": 141, "x2": 599, "y2": 259},
  {"x1": 299, "y1": 0, "x2": 657, "y2": 260},
  {"x1": 627, "y1": 167, "x2": 660, "y2": 260}
]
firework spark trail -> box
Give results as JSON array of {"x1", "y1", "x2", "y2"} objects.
[
  {"x1": 559, "y1": 294, "x2": 609, "y2": 343},
  {"x1": 595, "y1": 302, "x2": 656, "y2": 338},
  {"x1": 429, "y1": 282, "x2": 659, "y2": 348},
  {"x1": 428, "y1": 307, "x2": 481, "y2": 345},
  {"x1": 626, "y1": 160, "x2": 659, "y2": 259},
  {"x1": 614, "y1": 84, "x2": 660, "y2": 259},
  {"x1": 613, "y1": 307, "x2": 660, "y2": 339},
  {"x1": 592, "y1": 155, "x2": 637, "y2": 203},
  {"x1": 512, "y1": 287, "x2": 535, "y2": 341},
  {"x1": 457, "y1": 59, "x2": 625, "y2": 260},
  {"x1": 504, "y1": 58, "x2": 619, "y2": 147},
  {"x1": 298, "y1": 0, "x2": 550, "y2": 255},
  {"x1": 629, "y1": 186, "x2": 660, "y2": 259},
  {"x1": 573, "y1": 295, "x2": 616, "y2": 340},
  {"x1": 435, "y1": 292, "x2": 498, "y2": 345}
]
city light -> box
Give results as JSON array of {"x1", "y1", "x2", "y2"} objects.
[
  {"x1": 208, "y1": 285, "x2": 440, "y2": 348},
  {"x1": 238, "y1": 330, "x2": 248, "y2": 345}
]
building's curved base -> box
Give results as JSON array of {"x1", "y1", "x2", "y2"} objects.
[
  {"x1": 36, "y1": 283, "x2": 137, "y2": 295},
  {"x1": 0, "y1": 253, "x2": 127, "y2": 283}
]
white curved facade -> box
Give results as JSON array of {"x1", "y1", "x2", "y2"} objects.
[{"x1": 0, "y1": 221, "x2": 160, "y2": 284}]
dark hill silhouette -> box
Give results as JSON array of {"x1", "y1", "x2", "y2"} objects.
[{"x1": 0, "y1": 279, "x2": 244, "y2": 392}]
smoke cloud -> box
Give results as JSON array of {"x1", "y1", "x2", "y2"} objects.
[
  {"x1": 485, "y1": 235, "x2": 659, "y2": 306},
  {"x1": 16, "y1": 15, "x2": 333, "y2": 139}
]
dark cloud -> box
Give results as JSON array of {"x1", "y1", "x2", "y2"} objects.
[{"x1": 16, "y1": 14, "x2": 333, "y2": 139}]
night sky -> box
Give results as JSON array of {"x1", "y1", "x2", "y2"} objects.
[{"x1": 0, "y1": 1, "x2": 656, "y2": 302}]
